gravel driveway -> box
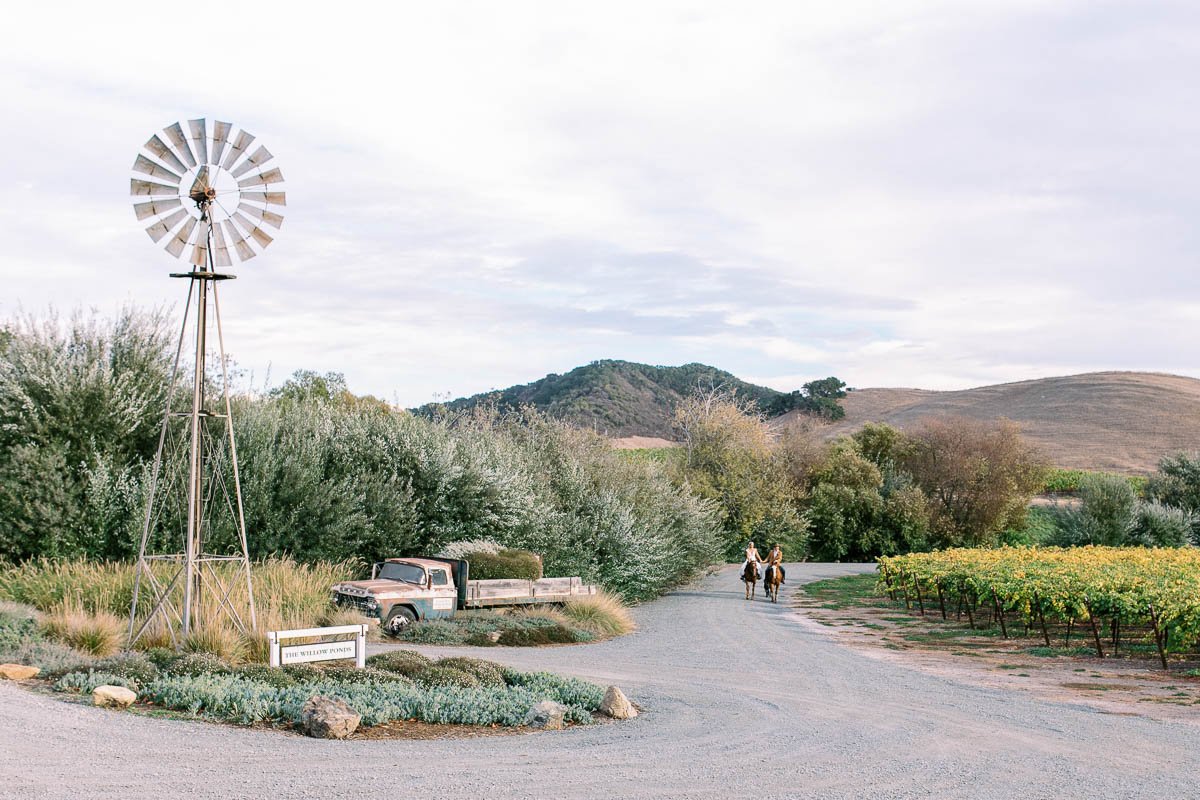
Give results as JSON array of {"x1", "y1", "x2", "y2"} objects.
[{"x1": 2, "y1": 563, "x2": 1197, "y2": 800}]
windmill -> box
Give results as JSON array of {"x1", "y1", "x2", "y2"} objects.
[{"x1": 127, "y1": 119, "x2": 285, "y2": 645}]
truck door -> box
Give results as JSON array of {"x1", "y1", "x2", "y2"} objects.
[{"x1": 427, "y1": 567, "x2": 457, "y2": 618}]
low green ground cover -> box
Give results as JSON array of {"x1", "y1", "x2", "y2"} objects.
[{"x1": 1, "y1": 601, "x2": 605, "y2": 729}]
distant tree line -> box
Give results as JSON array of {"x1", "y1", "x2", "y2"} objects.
[{"x1": 671, "y1": 390, "x2": 1047, "y2": 561}]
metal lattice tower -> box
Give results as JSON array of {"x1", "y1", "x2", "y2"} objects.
[{"x1": 127, "y1": 118, "x2": 285, "y2": 645}]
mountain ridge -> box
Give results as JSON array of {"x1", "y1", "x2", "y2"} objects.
[{"x1": 415, "y1": 359, "x2": 788, "y2": 437}]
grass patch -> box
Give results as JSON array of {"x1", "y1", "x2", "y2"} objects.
[
  {"x1": 1025, "y1": 646, "x2": 1096, "y2": 658},
  {"x1": 800, "y1": 574, "x2": 882, "y2": 610}
]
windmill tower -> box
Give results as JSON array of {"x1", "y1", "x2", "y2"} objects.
[{"x1": 127, "y1": 119, "x2": 285, "y2": 645}]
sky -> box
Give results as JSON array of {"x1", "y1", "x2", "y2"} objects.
[{"x1": 3, "y1": 1, "x2": 1199, "y2": 406}]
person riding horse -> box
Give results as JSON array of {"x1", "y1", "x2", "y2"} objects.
[
  {"x1": 764, "y1": 543, "x2": 785, "y2": 585},
  {"x1": 741, "y1": 541, "x2": 763, "y2": 581}
]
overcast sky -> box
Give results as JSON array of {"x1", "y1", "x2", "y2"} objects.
[{"x1": 3, "y1": 1, "x2": 1198, "y2": 405}]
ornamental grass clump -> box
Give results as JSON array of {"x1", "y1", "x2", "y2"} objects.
[
  {"x1": 181, "y1": 625, "x2": 247, "y2": 664},
  {"x1": 39, "y1": 600, "x2": 123, "y2": 657},
  {"x1": 562, "y1": 591, "x2": 635, "y2": 638}
]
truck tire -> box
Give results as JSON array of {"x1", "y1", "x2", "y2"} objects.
[{"x1": 384, "y1": 606, "x2": 417, "y2": 636}]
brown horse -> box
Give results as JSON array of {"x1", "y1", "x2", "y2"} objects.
[
  {"x1": 742, "y1": 561, "x2": 760, "y2": 600},
  {"x1": 764, "y1": 564, "x2": 782, "y2": 603}
]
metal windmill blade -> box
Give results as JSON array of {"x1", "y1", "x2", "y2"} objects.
[{"x1": 130, "y1": 118, "x2": 285, "y2": 265}]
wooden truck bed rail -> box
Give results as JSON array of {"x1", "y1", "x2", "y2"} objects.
[{"x1": 465, "y1": 576, "x2": 597, "y2": 608}]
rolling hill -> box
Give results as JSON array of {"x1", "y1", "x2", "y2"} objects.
[
  {"x1": 415, "y1": 359, "x2": 787, "y2": 437},
  {"x1": 787, "y1": 371, "x2": 1200, "y2": 474}
]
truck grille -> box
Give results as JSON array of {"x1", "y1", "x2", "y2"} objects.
[{"x1": 333, "y1": 592, "x2": 376, "y2": 615}]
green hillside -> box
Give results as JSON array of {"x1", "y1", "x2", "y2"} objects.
[{"x1": 416, "y1": 360, "x2": 788, "y2": 437}]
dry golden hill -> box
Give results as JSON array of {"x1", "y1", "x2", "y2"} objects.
[{"x1": 788, "y1": 371, "x2": 1200, "y2": 474}]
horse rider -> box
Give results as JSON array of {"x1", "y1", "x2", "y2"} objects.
[
  {"x1": 741, "y1": 540, "x2": 763, "y2": 579},
  {"x1": 765, "y1": 543, "x2": 785, "y2": 584}
]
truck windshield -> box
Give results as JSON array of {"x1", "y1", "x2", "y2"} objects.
[{"x1": 377, "y1": 562, "x2": 425, "y2": 585}]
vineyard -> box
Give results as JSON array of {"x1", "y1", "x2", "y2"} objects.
[{"x1": 876, "y1": 547, "x2": 1200, "y2": 668}]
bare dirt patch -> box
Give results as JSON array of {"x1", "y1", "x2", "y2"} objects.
[
  {"x1": 610, "y1": 436, "x2": 678, "y2": 449},
  {"x1": 793, "y1": 574, "x2": 1200, "y2": 724}
]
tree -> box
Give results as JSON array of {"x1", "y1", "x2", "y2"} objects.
[
  {"x1": 672, "y1": 389, "x2": 807, "y2": 560},
  {"x1": 765, "y1": 377, "x2": 848, "y2": 420},
  {"x1": 903, "y1": 416, "x2": 1046, "y2": 547},
  {"x1": 805, "y1": 439, "x2": 929, "y2": 561},
  {"x1": 1147, "y1": 452, "x2": 1200, "y2": 540}
]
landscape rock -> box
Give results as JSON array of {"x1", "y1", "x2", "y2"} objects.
[
  {"x1": 300, "y1": 695, "x2": 361, "y2": 739},
  {"x1": 524, "y1": 699, "x2": 567, "y2": 730},
  {"x1": 487, "y1": 631, "x2": 503, "y2": 643},
  {"x1": 600, "y1": 686, "x2": 637, "y2": 719},
  {"x1": 0, "y1": 664, "x2": 40, "y2": 681},
  {"x1": 92, "y1": 685, "x2": 137, "y2": 708}
]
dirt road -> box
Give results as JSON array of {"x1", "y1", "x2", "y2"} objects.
[{"x1": 2, "y1": 563, "x2": 1197, "y2": 799}]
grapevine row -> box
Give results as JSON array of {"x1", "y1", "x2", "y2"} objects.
[{"x1": 876, "y1": 546, "x2": 1200, "y2": 668}]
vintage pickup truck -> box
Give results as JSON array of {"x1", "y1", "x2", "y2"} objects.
[{"x1": 330, "y1": 557, "x2": 598, "y2": 634}]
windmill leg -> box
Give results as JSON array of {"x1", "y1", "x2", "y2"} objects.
[{"x1": 129, "y1": 281, "x2": 194, "y2": 645}]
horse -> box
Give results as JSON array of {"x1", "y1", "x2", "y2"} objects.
[
  {"x1": 742, "y1": 561, "x2": 760, "y2": 600},
  {"x1": 764, "y1": 564, "x2": 782, "y2": 603}
]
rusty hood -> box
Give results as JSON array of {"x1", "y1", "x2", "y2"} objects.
[{"x1": 332, "y1": 578, "x2": 424, "y2": 600}]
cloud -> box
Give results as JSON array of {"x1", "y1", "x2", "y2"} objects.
[{"x1": 2, "y1": 1, "x2": 1198, "y2": 405}]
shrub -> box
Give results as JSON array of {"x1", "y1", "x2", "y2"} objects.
[
  {"x1": 92, "y1": 651, "x2": 159, "y2": 684},
  {"x1": 497, "y1": 624, "x2": 578, "y2": 646},
  {"x1": 434, "y1": 656, "x2": 506, "y2": 687},
  {"x1": 561, "y1": 591, "x2": 634, "y2": 637},
  {"x1": 1130, "y1": 501, "x2": 1194, "y2": 547},
  {"x1": 163, "y1": 652, "x2": 231, "y2": 677},
  {"x1": 438, "y1": 539, "x2": 503, "y2": 559},
  {"x1": 315, "y1": 664, "x2": 415, "y2": 686},
  {"x1": 463, "y1": 549, "x2": 543, "y2": 581},
  {"x1": 55, "y1": 669, "x2": 139, "y2": 694},
  {"x1": 232, "y1": 663, "x2": 298, "y2": 688},
  {"x1": 411, "y1": 665, "x2": 481, "y2": 688},
  {"x1": 999, "y1": 505, "x2": 1057, "y2": 546},
  {"x1": 365, "y1": 649, "x2": 432, "y2": 677},
  {"x1": 280, "y1": 663, "x2": 323, "y2": 682}
]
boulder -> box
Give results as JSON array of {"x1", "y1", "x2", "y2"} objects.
[
  {"x1": 486, "y1": 631, "x2": 502, "y2": 643},
  {"x1": 0, "y1": 664, "x2": 40, "y2": 681},
  {"x1": 524, "y1": 699, "x2": 567, "y2": 730},
  {"x1": 300, "y1": 695, "x2": 361, "y2": 740},
  {"x1": 600, "y1": 686, "x2": 637, "y2": 719},
  {"x1": 92, "y1": 685, "x2": 137, "y2": 708}
]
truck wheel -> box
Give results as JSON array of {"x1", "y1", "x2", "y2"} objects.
[{"x1": 384, "y1": 606, "x2": 417, "y2": 636}]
